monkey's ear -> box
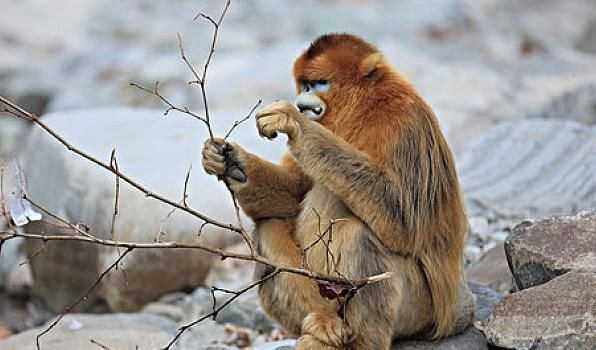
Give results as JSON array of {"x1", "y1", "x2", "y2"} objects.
[{"x1": 359, "y1": 52, "x2": 385, "y2": 80}]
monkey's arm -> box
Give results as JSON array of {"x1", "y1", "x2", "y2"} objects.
[
  {"x1": 202, "y1": 139, "x2": 311, "y2": 220},
  {"x1": 256, "y1": 101, "x2": 419, "y2": 254}
]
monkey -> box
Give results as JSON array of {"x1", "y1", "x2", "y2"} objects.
[{"x1": 202, "y1": 33, "x2": 475, "y2": 350}]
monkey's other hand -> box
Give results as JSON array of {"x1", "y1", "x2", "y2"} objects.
[
  {"x1": 256, "y1": 100, "x2": 303, "y2": 142},
  {"x1": 201, "y1": 138, "x2": 247, "y2": 183}
]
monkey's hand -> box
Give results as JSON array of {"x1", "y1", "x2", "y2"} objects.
[
  {"x1": 201, "y1": 138, "x2": 247, "y2": 184},
  {"x1": 256, "y1": 100, "x2": 304, "y2": 142}
]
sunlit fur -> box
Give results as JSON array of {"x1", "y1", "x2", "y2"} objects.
[{"x1": 213, "y1": 33, "x2": 474, "y2": 349}]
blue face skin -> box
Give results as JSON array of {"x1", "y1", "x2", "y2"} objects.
[
  {"x1": 299, "y1": 80, "x2": 330, "y2": 94},
  {"x1": 296, "y1": 80, "x2": 329, "y2": 121}
]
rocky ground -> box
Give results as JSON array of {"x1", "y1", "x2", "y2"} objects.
[{"x1": 1, "y1": 0, "x2": 596, "y2": 349}]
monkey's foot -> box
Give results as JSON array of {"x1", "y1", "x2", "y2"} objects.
[
  {"x1": 301, "y1": 312, "x2": 352, "y2": 348},
  {"x1": 296, "y1": 334, "x2": 341, "y2": 350}
]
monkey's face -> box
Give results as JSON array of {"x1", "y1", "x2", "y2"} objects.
[
  {"x1": 295, "y1": 79, "x2": 329, "y2": 121},
  {"x1": 293, "y1": 34, "x2": 389, "y2": 130}
]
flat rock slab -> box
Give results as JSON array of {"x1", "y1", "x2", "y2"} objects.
[
  {"x1": 394, "y1": 327, "x2": 487, "y2": 349},
  {"x1": 482, "y1": 270, "x2": 596, "y2": 350},
  {"x1": 0, "y1": 313, "x2": 175, "y2": 350},
  {"x1": 458, "y1": 120, "x2": 596, "y2": 219},
  {"x1": 505, "y1": 211, "x2": 596, "y2": 290}
]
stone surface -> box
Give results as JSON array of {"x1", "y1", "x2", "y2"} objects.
[
  {"x1": 466, "y1": 242, "x2": 513, "y2": 293},
  {"x1": 19, "y1": 108, "x2": 246, "y2": 312},
  {"x1": 482, "y1": 270, "x2": 596, "y2": 350},
  {"x1": 505, "y1": 211, "x2": 596, "y2": 290},
  {"x1": 394, "y1": 327, "x2": 487, "y2": 349},
  {"x1": 459, "y1": 120, "x2": 596, "y2": 219},
  {"x1": 0, "y1": 313, "x2": 175, "y2": 350},
  {"x1": 468, "y1": 282, "x2": 501, "y2": 323}
]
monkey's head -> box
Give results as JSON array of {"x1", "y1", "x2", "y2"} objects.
[{"x1": 293, "y1": 33, "x2": 395, "y2": 131}]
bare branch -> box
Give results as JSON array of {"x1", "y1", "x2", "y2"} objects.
[
  {"x1": 177, "y1": 32, "x2": 202, "y2": 85},
  {"x1": 0, "y1": 231, "x2": 392, "y2": 288},
  {"x1": 109, "y1": 149, "x2": 122, "y2": 257},
  {"x1": 222, "y1": 99, "x2": 262, "y2": 142},
  {"x1": 0, "y1": 94, "x2": 244, "y2": 236},
  {"x1": 182, "y1": 164, "x2": 192, "y2": 208},
  {"x1": 89, "y1": 339, "x2": 111, "y2": 350},
  {"x1": 129, "y1": 82, "x2": 209, "y2": 125}
]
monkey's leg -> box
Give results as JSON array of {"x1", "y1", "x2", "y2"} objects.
[{"x1": 254, "y1": 219, "x2": 351, "y2": 349}]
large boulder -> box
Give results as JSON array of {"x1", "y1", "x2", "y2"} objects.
[
  {"x1": 505, "y1": 211, "x2": 596, "y2": 290},
  {"x1": 482, "y1": 270, "x2": 596, "y2": 350},
  {"x1": 18, "y1": 108, "x2": 273, "y2": 312},
  {"x1": 459, "y1": 120, "x2": 596, "y2": 219}
]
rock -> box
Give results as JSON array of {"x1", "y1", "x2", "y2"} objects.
[
  {"x1": 505, "y1": 211, "x2": 596, "y2": 290},
  {"x1": 466, "y1": 242, "x2": 513, "y2": 293},
  {"x1": 482, "y1": 270, "x2": 596, "y2": 350},
  {"x1": 19, "y1": 108, "x2": 249, "y2": 312},
  {"x1": 394, "y1": 327, "x2": 488, "y2": 349},
  {"x1": 468, "y1": 282, "x2": 501, "y2": 323},
  {"x1": 459, "y1": 120, "x2": 596, "y2": 219},
  {"x1": 0, "y1": 313, "x2": 175, "y2": 350}
]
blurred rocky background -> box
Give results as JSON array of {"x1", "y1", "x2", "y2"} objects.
[{"x1": 1, "y1": 0, "x2": 595, "y2": 349}]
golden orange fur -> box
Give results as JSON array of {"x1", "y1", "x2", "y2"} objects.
[{"x1": 202, "y1": 33, "x2": 474, "y2": 350}]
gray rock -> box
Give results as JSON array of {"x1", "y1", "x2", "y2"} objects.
[
  {"x1": 394, "y1": 327, "x2": 488, "y2": 349},
  {"x1": 0, "y1": 313, "x2": 175, "y2": 350},
  {"x1": 466, "y1": 242, "x2": 513, "y2": 293},
  {"x1": 505, "y1": 211, "x2": 596, "y2": 290},
  {"x1": 482, "y1": 270, "x2": 596, "y2": 350},
  {"x1": 18, "y1": 108, "x2": 241, "y2": 313},
  {"x1": 468, "y1": 282, "x2": 501, "y2": 323},
  {"x1": 459, "y1": 120, "x2": 596, "y2": 219}
]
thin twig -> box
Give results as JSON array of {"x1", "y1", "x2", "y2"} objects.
[
  {"x1": 35, "y1": 248, "x2": 133, "y2": 350},
  {"x1": 222, "y1": 99, "x2": 262, "y2": 142},
  {"x1": 162, "y1": 268, "x2": 280, "y2": 350},
  {"x1": 89, "y1": 339, "x2": 111, "y2": 350},
  {"x1": 129, "y1": 82, "x2": 209, "y2": 126},
  {"x1": 109, "y1": 149, "x2": 121, "y2": 257},
  {"x1": 192, "y1": 0, "x2": 232, "y2": 141},
  {"x1": 182, "y1": 164, "x2": 192, "y2": 208},
  {"x1": 177, "y1": 32, "x2": 202, "y2": 85}
]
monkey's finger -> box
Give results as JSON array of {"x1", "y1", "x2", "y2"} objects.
[
  {"x1": 202, "y1": 145, "x2": 225, "y2": 162},
  {"x1": 202, "y1": 158, "x2": 226, "y2": 176}
]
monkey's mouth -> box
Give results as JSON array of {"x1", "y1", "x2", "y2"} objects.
[{"x1": 297, "y1": 105, "x2": 326, "y2": 121}]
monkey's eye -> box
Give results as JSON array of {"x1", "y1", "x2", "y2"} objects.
[{"x1": 311, "y1": 80, "x2": 330, "y2": 93}]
